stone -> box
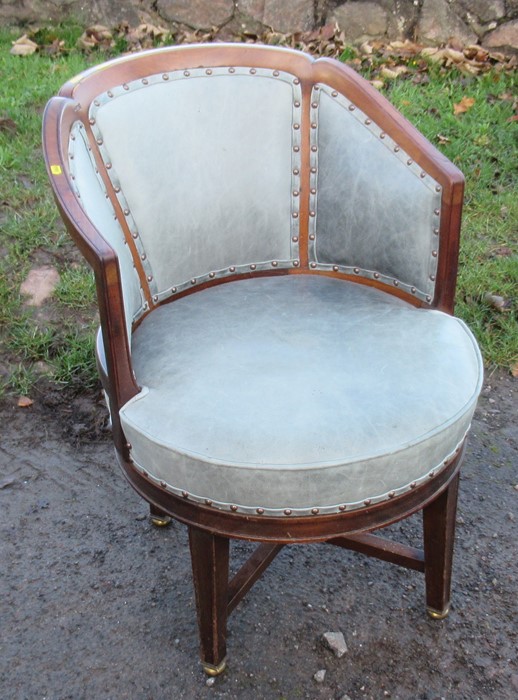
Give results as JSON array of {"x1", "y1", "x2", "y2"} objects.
[
  {"x1": 313, "y1": 669, "x2": 326, "y2": 683},
  {"x1": 157, "y1": 0, "x2": 234, "y2": 29},
  {"x1": 238, "y1": 0, "x2": 315, "y2": 33},
  {"x1": 483, "y1": 20, "x2": 518, "y2": 52},
  {"x1": 330, "y1": 2, "x2": 388, "y2": 43},
  {"x1": 20, "y1": 266, "x2": 60, "y2": 307},
  {"x1": 459, "y1": 0, "x2": 505, "y2": 23},
  {"x1": 417, "y1": 0, "x2": 477, "y2": 46},
  {"x1": 322, "y1": 631, "x2": 348, "y2": 658}
]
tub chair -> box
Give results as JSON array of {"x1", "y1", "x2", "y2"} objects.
[{"x1": 43, "y1": 43, "x2": 483, "y2": 675}]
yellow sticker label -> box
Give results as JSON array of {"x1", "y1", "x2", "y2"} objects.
[{"x1": 50, "y1": 165, "x2": 62, "y2": 175}]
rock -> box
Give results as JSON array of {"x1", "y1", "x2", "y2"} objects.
[
  {"x1": 157, "y1": 0, "x2": 234, "y2": 29},
  {"x1": 322, "y1": 631, "x2": 348, "y2": 658},
  {"x1": 459, "y1": 0, "x2": 505, "y2": 23},
  {"x1": 238, "y1": 0, "x2": 315, "y2": 33},
  {"x1": 20, "y1": 266, "x2": 60, "y2": 307},
  {"x1": 313, "y1": 669, "x2": 326, "y2": 683},
  {"x1": 483, "y1": 20, "x2": 518, "y2": 52},
  {"x1": 205, "y1": 677, "x2": 215, "y2": 687},
  {"x1": 330, "y1": 2, "x2": 388, "y2": 43},
  {"x1": 418, "y1": 0, "x2": 478, "y2": 46}
]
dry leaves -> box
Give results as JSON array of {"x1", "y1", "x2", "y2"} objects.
[
  {"x1": 0, "y1": 117, "x2": 17, "y2": 133},
  {"x1": 76, "y1": 25, "x2": 115, "y2": 52},
  {"x1": 454, "y1": 96, "x2": 476, "y2": 115},
  {"x1": 511, "y1": 363, "x2": 518, "y2": 378},
  {"x1": 484, "y1": 293, "x2": 513, "y2": 312},
  {"x1": 10, "y1": 35, "x2": 38, "y2": 56},
  {"x1": 17, "y1": 396, "x2": 34, "y2": 408}
]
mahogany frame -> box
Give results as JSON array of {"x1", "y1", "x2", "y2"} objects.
[{"x1": 42, "y1": 44, "x2": 467, "y2": 674}]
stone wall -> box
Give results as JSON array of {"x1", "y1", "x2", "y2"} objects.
[{"x1": 1, "y1": 0, "x2": 517, "y2": 52}]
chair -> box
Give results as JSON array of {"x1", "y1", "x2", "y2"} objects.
[{"x1": 43, "y1": 43, "x2": 483, "y2": 676}]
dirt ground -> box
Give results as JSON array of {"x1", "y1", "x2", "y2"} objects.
[{"x1": 0, "y1": 371, "x2": 516, "y2": 700}]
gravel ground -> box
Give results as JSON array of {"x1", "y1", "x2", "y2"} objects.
[{"x1": 0, "y1": 372, "x2": 516, "y2": 700}]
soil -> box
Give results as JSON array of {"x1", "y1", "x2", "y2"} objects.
[{"x1": 0, "y1": 372, "x2": 516, "y2": 700}]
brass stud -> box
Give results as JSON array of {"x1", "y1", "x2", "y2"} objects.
[
  {"x1": 142, "y1": 78, "x2": 148, "y2": 85},
  {"x1": 354, "y1": 267, "x2": 360, "y2": 274},
  {"x1": 311, "y1": 508, "x2": 319, "y2": 515},
  {"x1": 89, "y1": 118, "x2": 95, "y2": 125},
  {"x1": 271, "y1": 261, "x2": 278, "y2": 267},
  {"x1": 293, "y1": 78, "x2": 300, "y2": 85},
  {"x1": 172, "y1": 287, "x2": 177, "y2": 293},
  {"x1": 411, "y1": 286, "x2": 416, "y2": 293},
  {"x1": 311, "y1": 122, "x2": 317, "y2": 129},
  {"x1": 162, "y1": 73, "x2": 169, "y2": 80},
  {"x1": 410, "y1": 482, "x2": 417, "y2": 489},
  {"x1": 434, "y1": 228, "x2": 440, "y2": 235},
  {"x1": 314, "y1": 85, "x2": 320, "y2": 91},
  {"x1": 407, "y1": 159, "x2": 413, "y2": 166},
  {"x1": 393, "y1": 280, "x2": 399, "y2": 286},
  {"x1": 394, "y1": 146, "x2": 400, "y2": 152},
  {"x1": 256, "y1": 508, "x2": 264, "y2": 515},
  {"x1": 107, "y1": 90, "x2": 113, "y2": 98},
  {"x1": 430, "y1": 275, "x2": 436, "y2": 281},
  {"x1": 230, "y1": 504, "x2": 238, "y2": 511},
  {"x1": 293, "y1": 145, "x2": 300, "y2": 152},
  {"x1": 293, "y1": 168, "x2": 299, "y2": 175},
  {"x1": 364, "y1": 499, "x2": 372, "y2": 506},
  {"x1": 123, "y1": 83, "x2": 129, "y2": 91},
  {"x1": 106, "y1": 163, "x2": 112, "y2": 169},
  {"x1": 228, "y1": 67, "x2": 235, "y2": 74},
  {"x1": 273, "y1": 70, "x2": 280, "y2": 77},
  {"x1": 309, "y1": 210, "x2": 316, "y2": 217},
  {"x1": 126, "y1": 442, "x2": 131, "y2": 450},
  {"x1": 250, "y1": 68, "x2": 256, "y2": 75},
  {"x1": 183, "y1": 70, "x2": 190, "y2": 77},
  {"x1": 311, "y1": 145, "x2": 317, "y2": 152},
  {"x1": 132, "y1": 232, "x2": 138, "y2": 239},
  {"x1": 293, "y1": 123, "x2": 300, "y2": 130},
  {"x1": 435, "y1": 185, "x2": 442, "y2": 192},
  {"x1": 309, "y1": 234, "x2": 315, "y2": 240},
  {"x1": 94, "y1": 99, "x2": 100, "y2": 107},
  {"x1": 426, "y1": 295, "x2": 432, "y2": 302},
  {"x1": 124, "y1": 208, "x2": 130, "y2": 215},
  {"x1": 292, "y1": 236, "x2": 299, "y2": 242},
  {"x1": 182, "y1": 491, "x2": 188, "y2": 498},
  {"x1": 432, "y1": 250, "x2": 438, "y2": 257},
  {"x1": 332, "y1": 90, "x2": 338, "y2": 97},
  {"x1": 310, "y1": 166, "x2": 317, "y2": 174},
  {"x1": 434, "y1": 209, "x2": 440, "y2": 216},
  {"x1": 339, "y1": 504, "x2": 346, "y2": 512},
  {"x1": 250, "y1": 264, "x2": 256, "y2": 270},
  {"x1": 284, "y1": 508, "x2": 292, "y2": 515},
  {"x1": 153, "y1": 295, "x2": 158, "y2": 302},
  {"x1": 311, "y1": 101, "x2": 318, "y2": 108},
  {"x1": 160, "y1": 480, "x2": 166, "y2": 488},
  {"x1": 205, "y1": 69, "x2": 212, "y2": 76},
  {"x1": 141, "y1": 253, "x2": 146, "y2": 260},
  {"x1": 365, "y1": 118, "x2": 371, "y2": 125},
  {"x1": 147, "y1": 275, "x2": 153, "y2": 282},
  {"x1": 191, "y1": 278, "x2": 196, "y2": 284},
  {"x1": 209, "y1": 271, "x2": 216, "y2": 278},
  {"x1": 310, "y1": 262, "x2": 317, "y2": 269},
  {"x1": 310, "y1": 188, "x2": 316, "y2": 195},
  {"x1": 229, "y1": 266, "x2": 236, "y2": 272},
  {"x1": 420, "y1": 172, "x2": 426, "y2": 178},
  {"x1": 388, "y1": 491, "x2": 395, "y2": 499},
  {"x1": 96, "y1": 138, "x2": 103, "y2": 145},
  {"x1": 380, "y1": 132, "x2": 386, "y2": 139},
  {"x1": 333, "y1": 265, "x2": 339, "y2": 272},
  {"x1": 114, "y1": 186, "x2": 121, "y2": 193},
  {"x1": 293, "y1": 260, "x2": 300, "y2": 267},
  {"x1": 292, "y1": 212, "x2": 299, "y2": 218},
  {"x1": 293, "y1": 190, "x2": 299, "y2": 197},
  {"x1": 205, "y1": 499, "x2": 213, "y2": 506},
  {"x1": 348, "y1": 104, "x2": 355, "y2": 111},
  {"x1": 294, "y1": 101, "x2": 300, "y2": 108},
  {"x1": 429, "y1": 470, "x2": 435, "y2": 478},
  {"x1": 374, "y1": 272, "x2": 380, "y2": 279}
]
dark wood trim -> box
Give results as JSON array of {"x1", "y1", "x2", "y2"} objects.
[{"x1": 227, "y1": 543, "x2": 284, "y2": 615}]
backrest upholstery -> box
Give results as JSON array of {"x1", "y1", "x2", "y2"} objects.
[{"x1": 46, "y1": 44, "x2": 463, "y2": 342}]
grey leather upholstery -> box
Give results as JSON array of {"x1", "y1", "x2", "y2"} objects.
[{"x1": 119, "y1": 276, "x2": 482, "y2": 516}]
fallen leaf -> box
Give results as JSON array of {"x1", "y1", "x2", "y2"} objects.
[
  {"x1": 0, "y1": 117, "x2": 17, "y2": 133},
  {"x1": 506, "y1": 115, "x2": 518, "y2": 123},
  {"x1": 453, "y1": 96, "x2": 475, "y2": 115},
  {"x1": 10, "y1": 35, "x2": 38, "y2": 56},
  {"x1": 437, "y1": 133, "x2": 451, "y2": 144},
  {"x1": 511, "y1": 363, "x2": 518, "y2": 378},
  {"x1": 484, "y1": 293, "x2": 511, "y2": 312},
  {"x1": 18, "y1": 396, "x2": 34, "y2": 408},
  {"x1": 490, "y1": 245, "x2": 513, "y2": 257}
]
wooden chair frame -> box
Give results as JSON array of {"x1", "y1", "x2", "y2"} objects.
[{"x1": 43, "y1": 44, "x2": 467, "y2": 675}]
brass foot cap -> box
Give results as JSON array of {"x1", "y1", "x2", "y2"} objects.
[
  {"x1": 202, "y1": 659, "x2": 227, "y2": 677},
  {"x1": 150, "y1": 514, "x2": 172, "y2": 527},
  {"x1": 427, "y1": 605, "x2": 450, "y2": 620}
]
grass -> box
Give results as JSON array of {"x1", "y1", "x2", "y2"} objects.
[{"x1": 0, "y1": 27, "x2": 516, "y2": 397}]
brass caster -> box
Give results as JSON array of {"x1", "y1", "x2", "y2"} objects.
[
  {"x1": 202, "y1": 659, "x2": 227, "y2": 677},
  {"x1": 150, "y1": 514, "x2": 172, "y2": 527},
  {"x1": 427, "y1": 605, "x2": 450, "y2": 620}
]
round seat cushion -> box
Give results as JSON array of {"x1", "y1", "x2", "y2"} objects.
[{"x1": 120, "y1": 275, "x2": 482, "y2": 516}]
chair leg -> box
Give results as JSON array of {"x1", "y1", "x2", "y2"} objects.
[
  {"x1": 423, "y1": 473, "x2": 460, "y2": 619},
  {"x1": 189, "y1": 526, "x2": 230, "y2": 676},
  {"x1": 149, "y1": 504, "x2": 171, "y2": 527}
]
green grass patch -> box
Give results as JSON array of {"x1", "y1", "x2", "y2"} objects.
[{"x1": 0, "y1": 29, "x2": 516, "y2": 397}]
